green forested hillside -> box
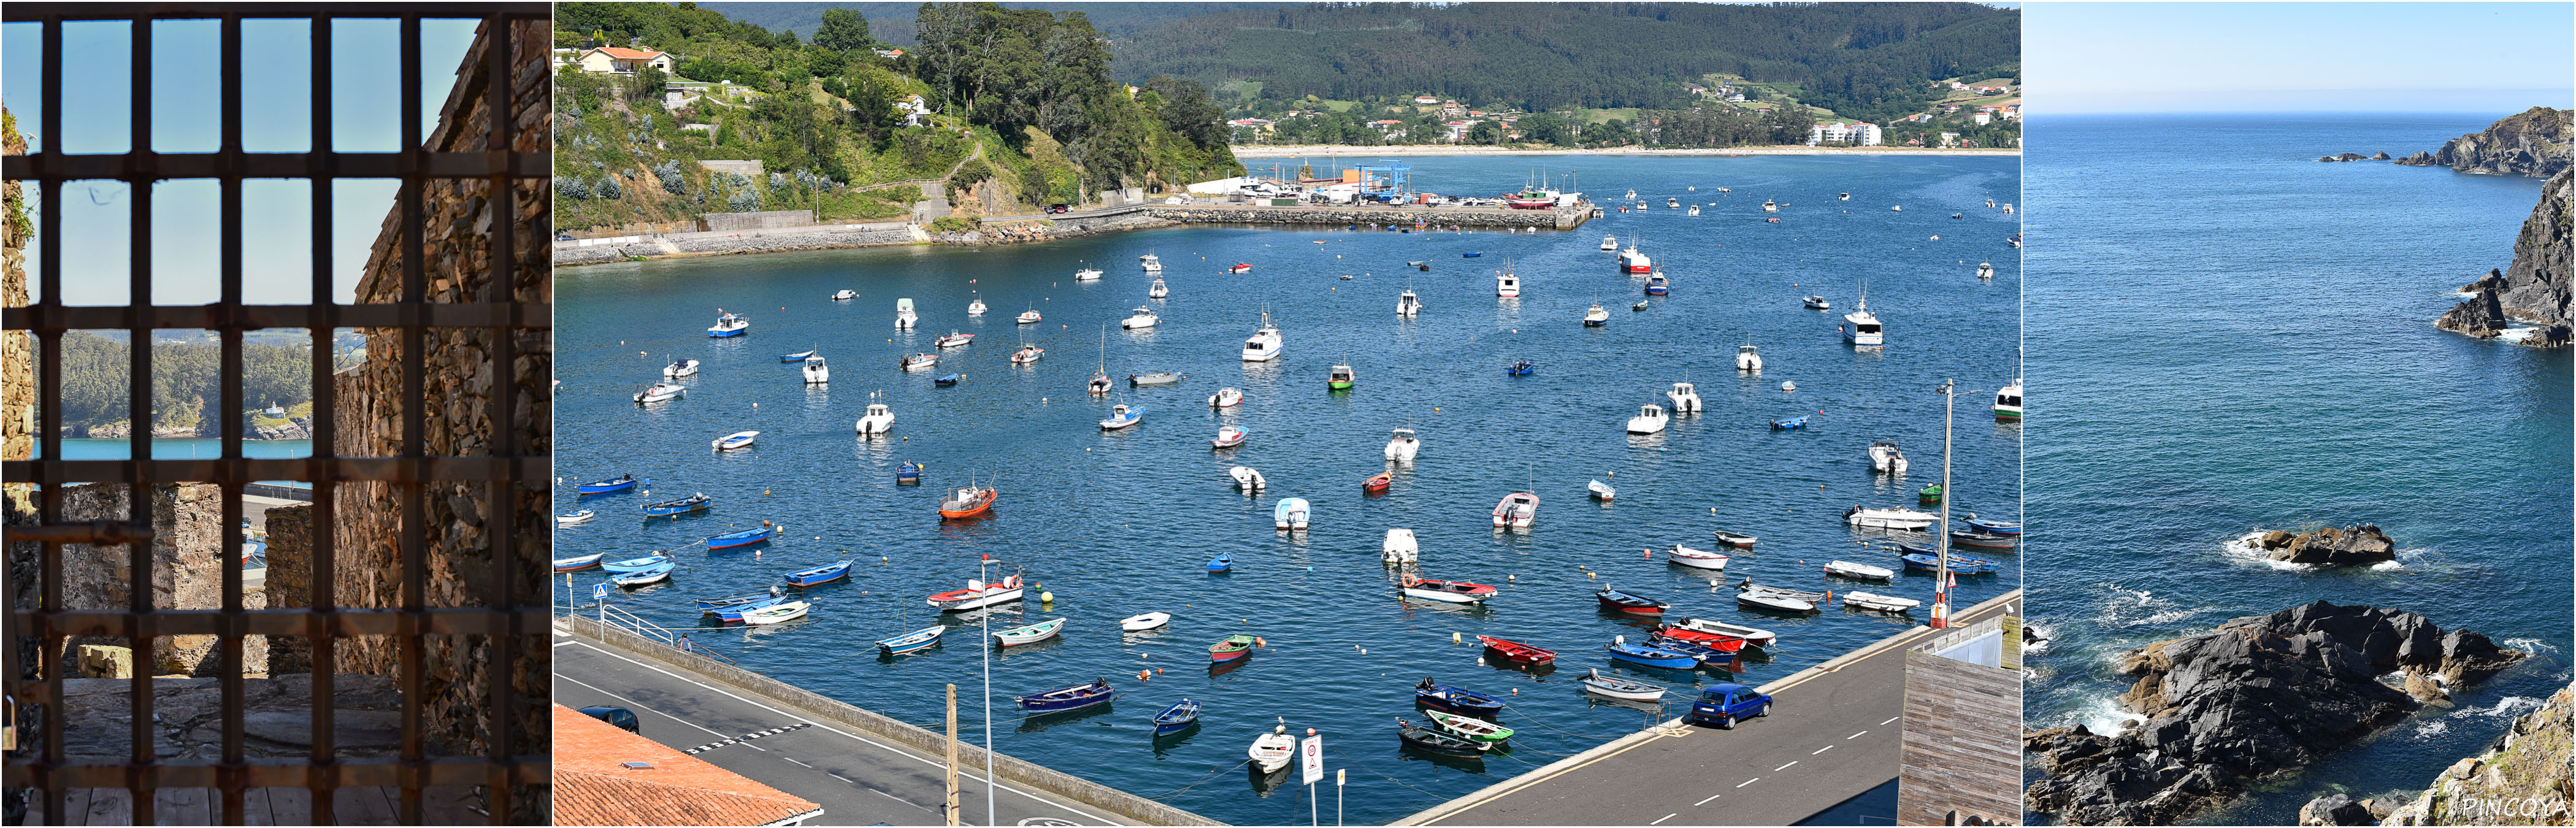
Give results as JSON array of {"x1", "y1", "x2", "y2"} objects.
[
  {"x1": 554, "y1": 1, "x2": 1240, "y2": 232},
  {"x1": 42, "y1": 331, "x2": 322, "y2": 435},
  {"x1": 1115, "y1": 2, "x2": 2018, "y2": 123},
  {"x1": 699, "y1": 2, "x2": 1291, "y2": 47}
]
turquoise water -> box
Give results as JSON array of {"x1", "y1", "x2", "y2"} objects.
[
  {"x1": 38, "y1": 438, "x2": 313, "y2": 461},
  {"x1": 556, "y1": 153, "x2": 2022, "y2": 825},
  {"x1": 2024, "y1": 114, "x2": 2572, "y2": 824}
]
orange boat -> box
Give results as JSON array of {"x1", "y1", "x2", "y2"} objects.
[
  {"x1": 1362, "y1": 471, "x2": 1392, "y2": 493},
  {"x1": 1651, "y1": 625, "x2": 1748, "y2": 652},
  {"x1": 938, "y1": 484, "x2": 997, "y2": 519}
]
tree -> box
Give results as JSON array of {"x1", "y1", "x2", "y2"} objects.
[
  {"x1": 1146, "y1": 75, "x2": 1225, "y2": 148},
  {"x1": 1467, "y1": 121, "x2": 1500, "y2": 145},
  {"x1": 815, "y1": 8, "x2": 875, "y2": 52},
  {"x1": 1517, "y1": 112, "x2": 1570, "y2": 146}
]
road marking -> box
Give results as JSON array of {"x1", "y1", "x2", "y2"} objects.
[
  {"x1": 1812, "y1": 745, "x2": 1833, "y2": 755},
  {"x1": 553, "y1": 639, "x2": 580, "y2": 647},
  {"x1": 556, "y1": 674, "x2": 765, "y2": 749},
  {"x1": 562, "y1": 640, "x2": 1116, "y2": 826},
  {"x1": 1775, "y1": 761, "x2": 1798, "y2": 772},
  {"x1": 784, "y1": 757, "x2": 813, "y2": 768},
  {"x1": 1650, "y1": 814, "x2": 1677, "y2": 825},
  {"x1": 1847, "y1": 730, "x2": 1868, "y2": 740},
  {"x1": 1736, "y1": 778, "x2": 1758, "y2": 788},
  {"x1": 1879, "y1": 716, "x2": 1900, "y2": 726},
  {"x1": 831, "y1": 773, "x2": 855, "y2": 783},
  {"x1": 682, "y1": 723, "x2": 815, "y2": 755},
  {"x1": 1693, "y1": 794, "x2": 1722, "y2": 807}
]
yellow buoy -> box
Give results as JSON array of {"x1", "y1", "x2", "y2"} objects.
[{"x1": 1040, "y1": 591, "x2": 1054, "y2": 603}]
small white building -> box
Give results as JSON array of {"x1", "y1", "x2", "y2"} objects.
[
  {"x1": 1807, "y1": 121, "x2": 1882, "y2": 147},
  {"x1": 574, "y1": 46, "x2": 675, "y2": 76}
]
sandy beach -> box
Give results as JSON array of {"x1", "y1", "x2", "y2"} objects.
[{"x1": 1231, "y1": 144, "x2": 2020, "y2": 158}]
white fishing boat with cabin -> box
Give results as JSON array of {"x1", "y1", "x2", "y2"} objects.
[
  {"x1": 1668, "y1": 381, "x2": 1702, "y2": 413},
  {"x1": 801, "y1": 355, "x2": 829, "y2": 383},
  {"x1": 1382, "y1": 529, "x2": 1419, "y2": 563},
  {"x1": 855, "y1": 402, "x2": 895, "y2": 434},
  {"x1": 895, "y1": 298, "x2": 917, "y2": 329},
  {"x1": 1122, "y1": 306, "x2": 1159, "y2": 329},
  {"x1": 1625, "y1": 403, "x2": 1669, "y2": 435},
  {"x1": 1843, "y1": 288, "x2": 1884, "y2": 346},
  {"x1": 1384, "y1": 427, "x2": 1420, "y2": 462},
  {"x1": 1240, "y1": 311, "x2": 1282, "y2": 361},
  {"x1": 1230, "y1": 466, "x2": 1267, "y2": 491}
]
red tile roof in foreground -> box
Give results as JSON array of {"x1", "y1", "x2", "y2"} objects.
[
  {"x1": 554, "y1": 704, "x2": 824, "y2": 827},
  {"x1": 591, "y1": 47, "x2": 665, "y2": 60}
]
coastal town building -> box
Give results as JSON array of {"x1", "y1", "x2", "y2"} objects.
[
  {"x1": 573, "y1": 45, "x2": 675, "y2": 75},
  {"x1": 1413, "y1": 95, "x2": 1440, "y2": 104},
  {"x1": 1808, "y1": 121, "x2": 1884, "y2": 147}
]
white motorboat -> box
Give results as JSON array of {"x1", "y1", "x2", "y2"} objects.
[
  {"x1": 1491, "y1": 493, "x2": 1538, "y2": 529},
  {"x1": 634, "y1": 382, "x2": 686, "y2": 404},
  {"x1": 1600, "y1": 234, "x2": 1618, "y2": 251},
  {"x1": 556, "y1": 509, "x2": 595, "y2": 525},
  {"x1": 1668, "y1": 545, "x2": 1730, "y2": 570},
  {"x1": 1996, "y1": 378, "x2": 2024, "y2": 422},
  {"x1": 1100, "y1": 403, "x2": 1143, "y2": 430},
  {"x1": 1589, "y1": 479, "x2": 1616, "y2": 500},
  {"x1": 1687, "y1": 204, "x2": 1700, "y2": 216},
  {"x1": 1209, "y1": 387, "x2": 1243, "y2": 408},
  {"x1": 1669, "y1": 618, "x2": 1777, "y2": 648},
  {"x1": 1382, "y1": 529, "x2": 1419, "y2": 564},
  {"x1": 895, "y1": 298, "x2": 918, "y2": 329},
  {"x1": 2003, "y1": 203, "x2": 2015, "y2": 215},
  {"x1": 1149, "y1": 278, "x2": 1169, "y2": 299},
  {"x1": 1011, "y1": 345, "x2": 1043, "y2": 364},
  {"x1": 967, "y1": 294, "x2": 987, "y2": 316},
  {"x1": 1823, "y1": 560, "x2": 1896, "y2": 580},
  {"x1": 1140, "y1": 251, "x2": 1163, "y2": 272},
  {"x1": 1838, "y1": 192, "x2": 1851, "y2": 201},
  {"x1": 929, "y1": 575, "x2": 1029, "y2": 611},
  {"x1": 1075, "y1": 262, "x2": 1103, "y2": 281},
  {"x1": 1250, "y1": 723, "x2": 1295, "y2": 772},
  {"x1": 1274, "y1": 497, "x2": 1311, "y2": 531},
  {"x1": 1781, "y1": 380, "x2": 1798, "y2": 393},
  {"x1": 739, "y1": 601, "x2": 811, "y2": 625},
  {"x1": 1843, "y1": 591, "x2": 1921, "y2": 613},
  {"x1": 1625, "y1": 403, "x2": 1669, "y2": 435},
  {"x1": 1844, "y1": 505, "x2": 1940, "y2": 530},
  {"x1": 1624, "y1": 188, "x2": 1638, "y2": 199},
  {"x1": 934, "y1": 330, "x2": 975, "y2": 348},
  {"x1": 1240, "y1": 311, "x2": 1282, "y2": 361},
  {"x1": 1495, "y1": 268, "x2": 1520, "y2": 298},
  {"x1": 1617, "y1": 237, "x2": 1652, "y2": 273},
  {"x1": 1668, "y1": 196, "x2": 1681, "y2": 208},
  {"x1": 855, "y1": 402, "x2": 895, "y2": 434},
  {"x1": 1736, "y1": 337, "x2": 1763, "y2": 372},
  {"x1": 712, "y1": 430, "x2": 760, "y2": 451},
  {"x1": 1976, "y1": 261, "x2": 1995, "y2": 280},
  {"x1": 1738, "y1": 590, "x2": 1815, "y2": 613},
  {"x1": 1211, "y1": 426, "x2": 1248, "y2": 448},
  {"x1": 1667, "y1": 381, "x2": 1702, "y2": 413},
  {"x1": 1398, "y1": 573, "x2": 1495, "y2": 605},
  {"x1": 1583, "y1": 304, "x2": 1610, "y2": 326},
  {"x1": 831, "y1": 289, "x2": 857, "y2": 301},
  {"x1": 1891, "y1": 204, "x2": 1903, "y2": 212},
  {"x1": 707, "y1": 312, "x2": 749, "y2": 337},
  {"x1": 1762, "y1": 199, "x2": 1778, "y2": 213},
  {"x1": 1397, "y1": 289, "x2": 1422, "y2": 318},
  {"x1": 1579, "y1": 669, "x2": 1667, "y2": 702},
  {"x1": 663, "y1": 358, "x2": 699, "y2": 378},
  {"x1": 1868, "y1": 441, "x2": 1909, "y2": 474},
  {"x1": 900, "y1": 352, "x2": 938, "y2": 371},
  {"x1": 1121, "y1": 611, "x2": 1171, "y2": 632},
  {"x1": 1230, "y1": 466, "x2": 1267, "y2": 491},
  {"x1": 1017, "y1": 309, "x2": 1043, "y2": 324},
  {"x1": 1803, "y1": 295, "x2": 1831, "y2": 310},
  {"x1": 802, "y1": 355, "x2": 830, "y2": 383},
  {"x1": 1122, "y1": 305, "x2": 1159, "y2": 329},
  {"x1": 1384, "y1": 427, "x2": 1420, "y2": 462},
  {"x1": 1842, "y1": 288, "x2": 1883, "y2": 346}
]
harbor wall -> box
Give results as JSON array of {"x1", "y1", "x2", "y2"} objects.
[{"x1": 562, "y1": 615, "x2": 1227, "y2": 827}]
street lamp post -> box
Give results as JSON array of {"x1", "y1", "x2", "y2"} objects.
[{"x1": 979, "y1": 554, "x2": 996, "y2": 827}]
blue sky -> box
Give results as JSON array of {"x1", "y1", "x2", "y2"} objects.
[
  {"x1": 3, "y1": 17, "x2": 481, "y2": 307},
  {"x1": 2030, "y1": 2, "x2": 2575, "y2": 113}
]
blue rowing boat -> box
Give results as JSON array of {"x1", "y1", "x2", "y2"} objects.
[
  {"x1": 1152, "y1": 699, "x2": 1202, "y2": 735},
  {"x1": 1462, "y1": 252, "x2": 1482, "y2": 258},
  {"x1": 1016, "y1": 680, "x2": 1115, "y2": 713},
  {"x1": 935, "y1": 374, "x2": 960, "y2": 386},
  {"x1": 878, "y1": 626, "x2": 946, "y2": 655},
  {"x1": 1900, "y1": 553, "x2": 1998, "y2": 573},
  {"x1": 1506, "y1": 359, "x2": 1534, "y2": 376},
  {"x1": 554, "y1": 553, "x2": 604, "y2": 572},
  {"x1": 1965, "y1": 515, "x2": 2023, "y2": 535},
  {"x1": 1414, "y1": 684, "x2": 1505, "y2": 716},
  {"x1": 782, "y1": 560, "x2": 852, "y2": 587},
  {"x1": 1770, "y1": 416, "x2": 1809, "y2": 430},
  {"x1": 1644, "y1": 635, "x2": 1739, "y2": 669},
  {"x1": 779, "y1": 350, "x2": 816, "y2": 362},
  {"x1": 1608, "y1": 640, "x2": 1700, "y2": 669},
  {"x1": 897, "y1": 461, "x2": 923, "y2": 485},
  {"x1": 641, "y1": 492, "x2": 711, "y2": 516},
  {"x1": 705, "y1": 523, "x2": 780, "y2": 550},
  {"x1": 576, "y1": 473, "x2": 648, "y2": 495},
  {"x1": 613, "y1": 561, "x2": 675, "y2": 587},
  {"x1": 696, "y1": 588, "x2": 783, "y2": 611},
  {"x1": 600, "y1": 553, "x2": 672, "y2": 573},
  {"x1": 708, "y1": 594, "x2": 789, "y2": 620},
  {"x1": 1206, "y1": 553, "x2": 1232, "y2": 573}
]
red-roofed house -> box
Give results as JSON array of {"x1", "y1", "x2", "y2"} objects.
[
  {"x1": 576, "y1": 46, "x2": 675, "y2": 75},
  {"x1": 555, "y1": 705, "x2": 824, "y2": 827}
]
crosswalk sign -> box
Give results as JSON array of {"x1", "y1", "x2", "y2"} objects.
[{"x1": 593, "y1": 583, "x2": 608, "y2": 601}]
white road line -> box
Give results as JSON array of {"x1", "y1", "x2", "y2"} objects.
[
  {"x1": 556, "y1": 674, "x2": 767, "y2": 750},
  {"x1": 831, "y1": 773, "x2": 855, "y2": 783},
  {"x1": 1879, "y1": 716, "x2": 1900, "y2": 726},
  {"x1": 1775, "y1": 761, "x2": 1798, "y2": 772},
  {"x1": 785, "y1": 757, "x2": 813, "y2": 768},
  {"x1": 553, "y1": 639, "x2": 580, "y2": 647},
  {"x1": 1693, "y1": 793, "x2": 1722, "y2": 807},
  {"x1": 564, "y1": 640, "x2": 1116, "y2": 826},
  {"x1": 1736, "y1": 778, "x2": 1758, "y2": 789},
  {"x1": 1812, "y1": 745, "x2": 1833, "y2": 755},
  {"x1": 1847, "y1": 730, "x2": 1868, "y2": 740},
  {"x1": 1650, "y1": 814, "x2": 1677, "y2": 825}
]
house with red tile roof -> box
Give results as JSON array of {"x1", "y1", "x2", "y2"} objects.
[
  {"x1": 575, "y1": 46, "x2": 675, "y2": 75},
  {"x1": 555, "y1": 705, "x2": 824, "y2": 827}
]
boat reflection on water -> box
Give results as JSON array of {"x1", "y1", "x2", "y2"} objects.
[
  {"x1": 1149, "y1": 724, "x2": 1200, "y2": 759},
  {"x1": 1394, "y1": 742, "x2": 1489, "y2": 775},
  {"x1": 1483, "y1": 656, "x2": 1556, "y2": 677},
  {"x1": 1248, "y1": 761, "x2": 1295, "y2": 796},
  {"x1": 1207, "y1": 655, "x2": 1251, "y2": 678},
  {"x1": 1017, "y1": 701, "x2": 1115, "y2": 734}
]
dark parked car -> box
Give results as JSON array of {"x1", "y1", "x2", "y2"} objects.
[
  {"x1": 580, "y1": 705, "x2": 640, "y2": 734},
  {"x1": 1685, "y1": 683, "x2": 1772, "y2": 729},
  {"x1": 1047, "y1": 204, "x2": 1071, "y2": 214}
]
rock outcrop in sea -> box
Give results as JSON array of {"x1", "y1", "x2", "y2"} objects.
[
  {"x1": 2394, "y1": 107, "x2": 2572, "y2": 177},
  {"x1": 2024, "y1": 602, "x2": 2529, "y2": 825},
  {"x1": 2253, "y1": 524, "x2": 2397, "y2": 565},
  {"x1": 2370, "y1": 684, "x2": 2574, "y2": 826},
  {"x1": 2436, "y1": 169, "x2": 2572, "y2": 345}
]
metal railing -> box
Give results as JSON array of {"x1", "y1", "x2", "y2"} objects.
[{"x1": 2, "y1": 4, "x2": 551, "y2": 824}]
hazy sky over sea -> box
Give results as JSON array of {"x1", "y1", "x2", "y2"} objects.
[
  {"x1": 2030, "y1": 2, "x2": 2575, "y2": 113},
  {"x1": 2, "y1": 18, "x2": 481, "y2": 306}
]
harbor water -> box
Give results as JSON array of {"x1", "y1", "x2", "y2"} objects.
[
  {"x1": 556, "y1": 153, "x2": 2022, "y2": 825},
  {"x1": 2025, "y1": 114, "x2": 2572, "y2": 824}
]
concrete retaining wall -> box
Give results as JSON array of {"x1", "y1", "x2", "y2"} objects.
[
  {"x1": 1146, "y1": 204, "x2": 1589, "y2": 229},
  {"x1": 704, "y1": 209, "x2": 816, "y2": 232},
  {"x1": 556, "y1": 225, "x2": 920, "y2": 266},
  {"x1": 564, "y1": 616, "x2": 1224, "y2": 826}
]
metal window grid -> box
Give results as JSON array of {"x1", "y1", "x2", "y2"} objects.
[{"x1": 1, "y1": 4, "x2": 551, "y2": 824}]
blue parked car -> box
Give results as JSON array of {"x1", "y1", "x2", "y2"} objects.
[{"x1": 1686, "y1": 683, "x2": 1772, "y2": 730}]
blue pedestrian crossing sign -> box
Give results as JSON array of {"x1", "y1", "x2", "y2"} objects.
[{"x1": 592, "y1": 583, "x2": 608, "y2": 601}]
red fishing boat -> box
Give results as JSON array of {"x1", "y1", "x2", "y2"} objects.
[
  {"x1": 1227, "y1": 263, "x2": 1253, "y2": 274},
  {"x1": 1650, "y1": 625, "x2": 1749, "y2": 652},
  {"x1": 937, "y1": 483, "x2": 997, "y2": 519},
  {"x1": 1474, "y1": 635, "x2": 1557, "y2": 665},
  {"x1": 1209, "y1": 634, "x2": 1256, "y2": 662},
  {"x1": 1594, "y1": 587, "x2": 1669, "y2": 615},
  {"x1": 1362, "y1": 471, "x2": 1393, "y2": 493}
]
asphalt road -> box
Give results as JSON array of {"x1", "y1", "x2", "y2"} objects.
[
  {"x1": 556, "y1": 633, "x2": 1124, "y2": 826},
  {"x1": 1413, "y1": 597, "x2": 2015, "y2": 826}
]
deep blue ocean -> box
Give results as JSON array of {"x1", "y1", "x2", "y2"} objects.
[
  {"x1": 554, "y1": 153, "x2": 2021, "y2": 826},
  {"x1": 2024, "y1": 114, "x2": 2572, "y2": 824}
]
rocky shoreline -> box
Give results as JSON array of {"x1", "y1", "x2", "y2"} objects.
[
  {"x1": 2393, "y1": 107, "x2": 2570, "y2": 178},
  {"x1": 2252, "y1": 523, "x2": 2396, "y2": 566},
  {"x1": 2436, "y1": 169, "x2": 2571, "y2": 345},
  {"x1": 2025, "y1": 601, "x2": 2528, "y2": 825}
]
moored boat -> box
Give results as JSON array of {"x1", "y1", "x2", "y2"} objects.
[
  {"x1": 1122, "y1": 305, "x2": 1159, "y2": 329},
  {"x1": 1363, "y1": 471, "x2": 1393, "y2": 493},
  {"x1": 1011, "y1": 345, "x2": 1043, "y2": 364},
  {"x1": 1381, "y1": 528, "x2": 1418, "y2": 563},
  {"x1": 1950, "y1": 529, "x2": 2020, "y2": 549},
  {"x1": 1273, "y1": 498, "x2": 1310, "y2": 531},
  {"x1": 1250, "y1": 722, "x2": 1295, "y2": 769},
  {"x1": 1771, "y1": 416, "x2": 1809, "y2": 431},
  {"x1": 1240, "y1": 311, "x2": 1282, "y2": 361},
  {"x1": 739, "y1": 600, "x2": 812, "y2": 625},
  {"x1": 1208, "y1": 387, "x2": 1243, "y2": 408},
  {"x1": 1211, "y1": 426, "x2": 1248, "y2": 448},
  {"x1": 1803, "y1": 294, "x2": 1831, "y2": 310},
  {"x1": 1398, "y1": 575, "x2": 1497, "y2": 605},
  {"x1": 1327, "y1": 364, "x2": 1355, "y2": 390},
  {"x1": 1128, "y1": 372, "x2": 1182, "y2": 386},
  {"x1": 1206, "y1": 553, "x2": 1232, "y2": 573},
  {"x1": 779, "y1": 350, "x2": 816, "y2": 363},
  {"x1": 1711, "y1": 529, "x2": 1758, "y2": 547},
  {"x1": 938, "y1": 484, "x2": 998, "y2": 519},
  {"x1": 634, "y1": 382, "x2": 686, "y2": 404},
  {"x1": 711, "y1": 431, "x2": 759, "y2": 451},
  {"x1": 1667, "y1": 545, "x2": 1730, "y2": 570},
  {"x1": 1015, "y1": 679, "x2": 1113, "y2": 712},
  {"x1": 878, "y1": 626, "x2": 945, "y2": 655},
  {"x1": 900, "y1": 352, "x2": 938, "y2": 371},
  {"x1": 1152, "y1": 700, "x2": 1200, "y2": 735},
  {"x1": 929, "y1": 574, "x2": 1030, "y2": 611},
  {"x1": 1385, "y1": 427, "x2": 1420, "y2": 461},
  {"x1": 1425, "y1": 710, "x2": 1514, "y2": 743},
  {"x1": 933, "y1": 331, "x2": 975, "y2": 348},
  {"x1": 704, "y1": 523, "x2": 781, "y2": 550},
  {"x1": 553, "y1": 553, "x2": 604, "y2": 572},
  {"x1": 781, "y1": 560, "x2": 853, "y2": 586},
  {"x1": 1583, "y1": 303, "x2": 1610, "y2": 327},
  {"x1": 1121, "y1": 612, "x2": 1171, "y2": 632},
  {"x1": 1397, "y1": 721, "x2": 1488, "y2": 756},
  {"x1": 1209, "y1": 634, "x2": 1256, "y2": 662},
  {"x1": 1100, "y1": 403, "x2": 1144, "y2": 430},
  {"x1": 640, "y1": 493, "x2": 711, "y2": 517},
  {"x1": 1823, "y1": 559, "x2": 1896, "y2": 580},
  {"x1": 576, "y1": 473, "x2": 647, "y2": 494},
  {"x1": 612, "y1": 562, "x2": 675, "y2": 587},
  {"x1": 696, "y1": 588, "x2": 784, "y2": 611},
  {"x1": 1595, "y1": 587, "x2": 1668, "y2": 615},
  {"x1": 707, "y1": 312, "x2": 749, "y2": 337},
  {"x1": 664, "y1": 358, "x2": 700, "y2": 377},
  {"x1": 1414, "y1": 684, "x2": 1506, "y2": 716},
  {"x1": 1844, "y1": 591, "x2": 1922, "y2": 613},
  {"x1": 1589, "y1": 480, "x2": 1615, "y2": 500},
  {"x1": 896, "y1": 461, "x2": 924, "y2": 485},
  {"x1": 1491, "y1": 493, "x2": 1538, "y2": 529},
  {"x1": 1230, "y1": 466, "x2": 1267, "y2": 491},
  {"x1": 831, "y1": 289, "x2": 857, "y2": 301},
  {"x1": 802, "y1": 355, "x2": 830, "y2": 383},
  {"x1": 1579, "y1": 668, "x2": 1666, "y2": 701},
  {"x1": 1625, "y1": 403, "x2": 1668, "y2": 434},
  {"x1": 1844, "y1": 505, "x2": 1939, "y2": 529},
  {"x1": 1606, "y1": 639, "x2": 1698, "y2": 669},
  {"x1": 1668, "y1": 617, "x2": 1776, "y2": 648},
  {"x1": 856, "y1": 402, "x2": 896, "y2": 434},
  {"x1": 1965, "y1": 513, "x2": 2023, "y2": 535},
  {"x1": 1475, "y1": 635, "x2": 1555, "y2": 665},
  {"x1": 557, "y1": 509, "x2": 596, "y2": 525},
  {"x1": 991, "y1": 617, "x2": 1067, "y2": 647}
]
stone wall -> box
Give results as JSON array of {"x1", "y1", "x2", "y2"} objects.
[
  {"x1": 262, "y1": 504, "x2": 315, "y2": 675},
  {"x1": 283, "y1": 17, "x2": 551, "y2": 765},
  {"x1": 33, "y1": 483, "x2": 267, "y2": 677},
  {"x1": 4, "y1": 104, "x2": 29, "y2": 519}
]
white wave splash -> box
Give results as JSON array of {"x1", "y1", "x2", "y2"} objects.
[
  {"x1": 2413, "y1": 719, "x2": 2451, "y2": 739},
  {"x1": 2500, "y1": 638, "x2": 2561, "y2": 656},
  {"x1": 2095, "y1": 583, "x2": 2221, "y2": 628},
  {"x1": 2221, "y1": 530, "x2": 2318, "y2": 571},
  {"x1": 2459, "y1": 696, "x2": 2546, "y2": 719}
]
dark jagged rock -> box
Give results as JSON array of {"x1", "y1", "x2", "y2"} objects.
[
  {"x1": 2025, "y1": 602, "x2": 2530, "y2": 825},
  {"x1": 2254, "y1": 523, "x2": 2399, "y2": 565},
  {"x1": 2435, "y1": 169, "x2": 2570, "y2": 343},
  {"x1": 2372, "y1": 151, "x2": 2391, "y2": 160},
  {"x1": 2300, "y1": 793, "x2": 2374, "y2": 826},
  {"x1": 2391, "y1": 107, "x2": 2571, "y2": 177},
  {"x1": 2381, "y1": 686, "x2": 2574, "y2": 826},
  {"x1": 2318, "y1": 152, "x2": 2371, "y2": 162}
]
